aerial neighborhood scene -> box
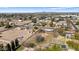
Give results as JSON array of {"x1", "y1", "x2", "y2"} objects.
[{"x1": 0, "y1": 7, "x2": 79, "y2": 51}]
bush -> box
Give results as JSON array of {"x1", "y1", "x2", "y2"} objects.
[
  {"x1": 34, "y1": 26, "x2": 38, "y2": 29},
  {"x1": 41, "y1": 22, "x2": 46, "y2": 27},
  {"x1": 57, "y1": 28, "x2": 65, "y2": 36},
  {"x1": 67, "y1": 41, "x2": 79, "y2": 51},
  {"x1": 5, "y1": 22, "x2": 12, "y2": 28},
  {"x1": 24, "y1": 43, "x2": 36, "y2": 48},
  {"x1": 32, "y1": 19, "x2": 37, "y2": 23},
  {"x1": 47, "y1": 44, "x2": 62, "y2": 51},
  {"x1": 36, "y1": 35, "x2": 45, "y2": 42},
  {"x1": 29, "y1": 43, "x2": 36, "y2": 48},
  {"x1": 0, "y1": 22, "x2": 4, "y2": 27},
  {"x1": 49, "y1": 21, "x2": 53, "y2": 27},
  {"x1": 76, "y1": 21, "x2": 79, "y2": 25},
  {"x1": 74, "y1": 32, "x2": 79, "y2": 40},
  {"x1": 39, "y1": 29, "x2": 45, "y2": 33}
]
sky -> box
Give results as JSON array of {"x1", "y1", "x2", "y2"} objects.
[{"x1": 0, "y1": 7, "x2": 79, "y2": 13}]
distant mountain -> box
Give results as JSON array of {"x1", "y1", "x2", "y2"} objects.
[{"x1": 0, "y1": 7, "x2": 79, "y2": 13}]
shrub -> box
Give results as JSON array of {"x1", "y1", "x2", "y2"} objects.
[
  {"x1": 24, "y1": 43, "x2": 36, "y2": 48},
  {"x1": 36, "y1": 35, "x2": 45, "y2": 42},
  {"x1": 32, "y1": 19, "x2": 37, "y2": 23},
  {"x1": 0, "y1": 21, "x2": 4, "y2": 27},
  {"x1": 34, "y1": 26, "x2": 38, "y2": 29},
  {"x1": 76, "y1": 21, "x2": 79, "y2": 25},
  {"x1": 47, "y1": 44, "x2": 62, "y2": 51},
  {"x1": 5, "y1": 22, "x2": 12, "y2": 28},
  {"x1": 29, "y1": 43, "x2": 36, "y2": 48},
  {"x1": 67, "y1": 41, "x2": 79, "y2": 51}
]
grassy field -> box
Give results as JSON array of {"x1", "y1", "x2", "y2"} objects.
[{"x1": 16, "y1": 45, "x2": 24, "y2": 51}]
